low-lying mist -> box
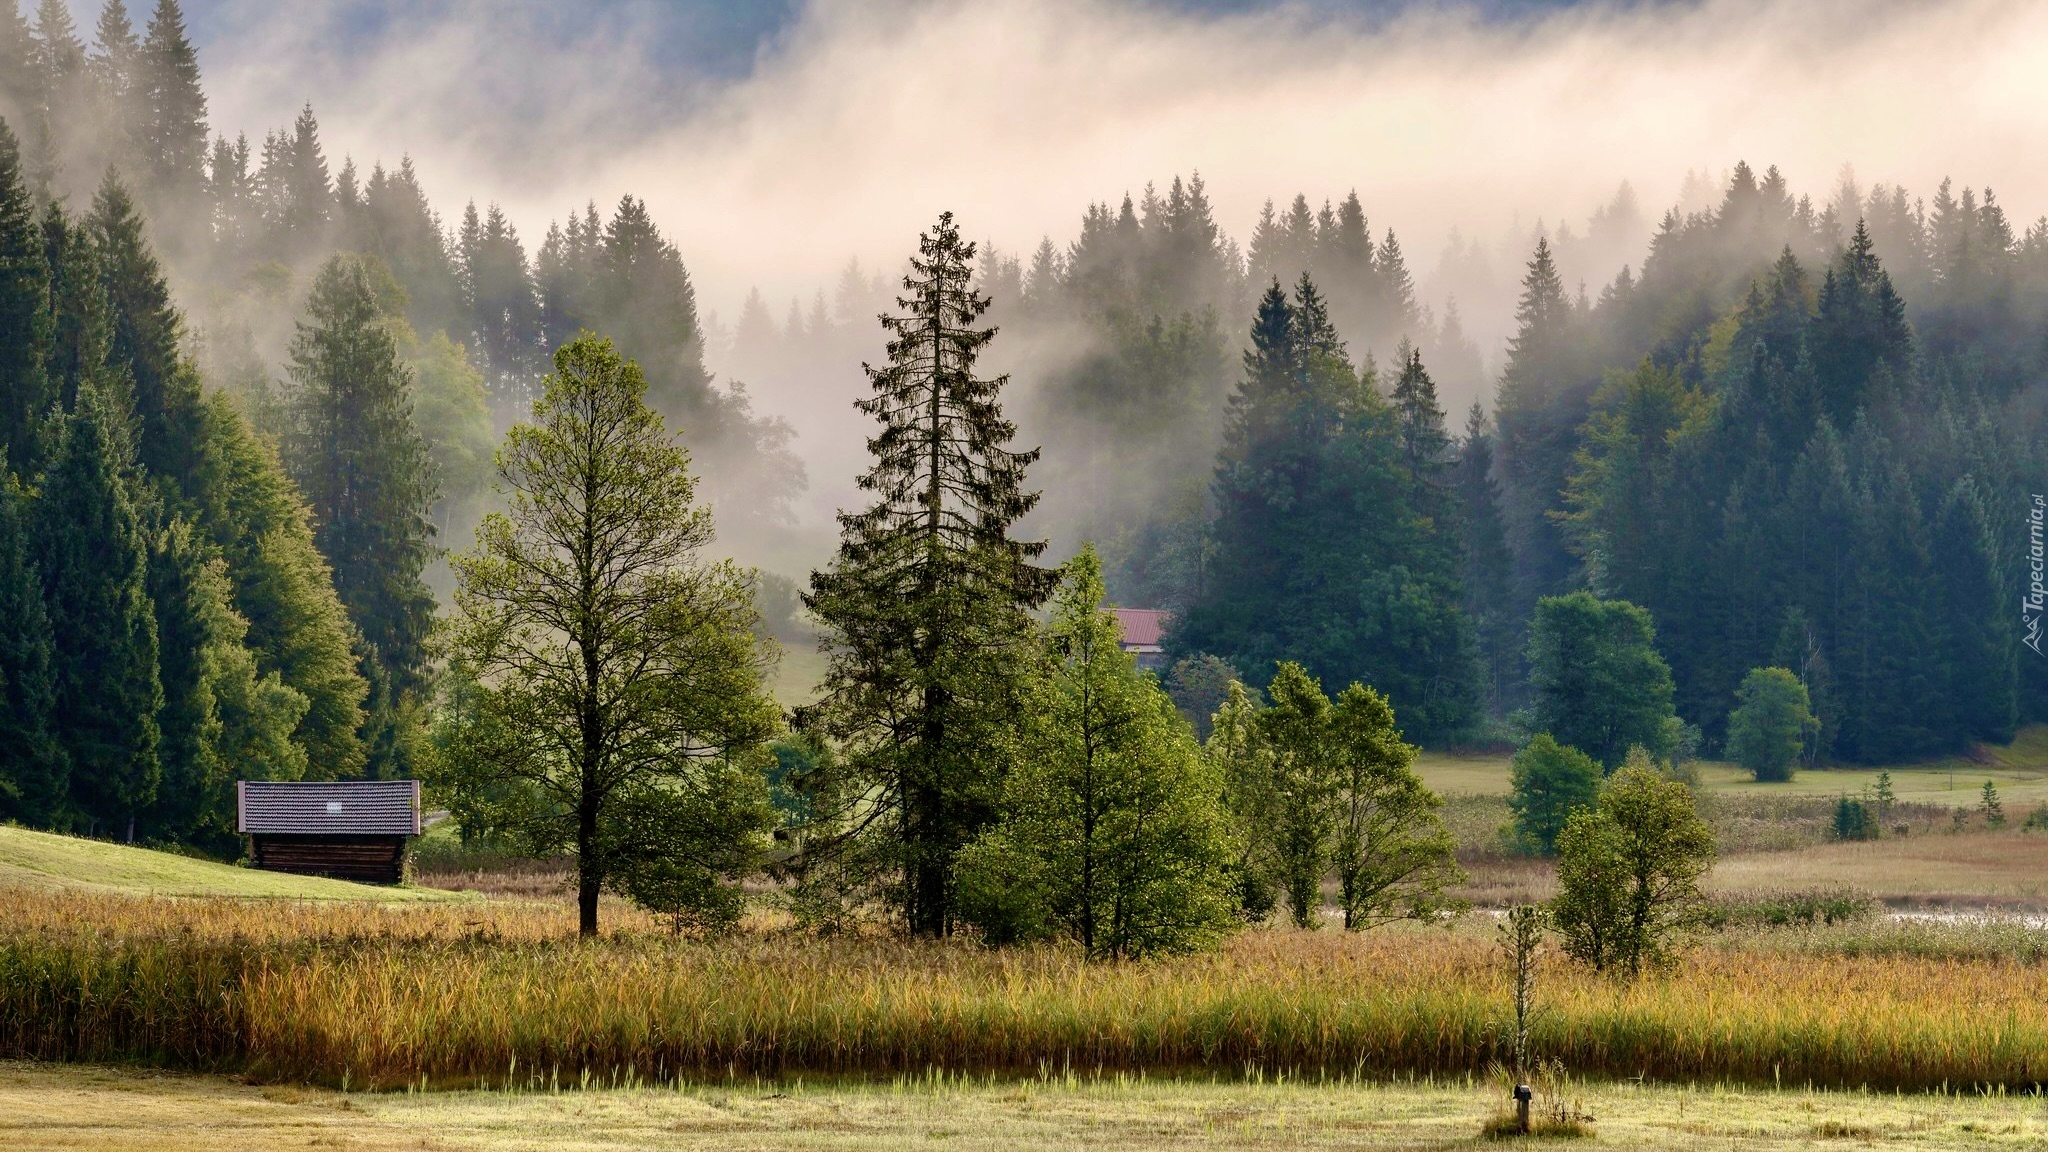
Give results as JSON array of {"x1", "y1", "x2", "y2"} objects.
[{"x1": 175, "y1": 0, "x2": 2048, "y2": 555}]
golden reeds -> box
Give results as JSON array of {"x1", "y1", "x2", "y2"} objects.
[{"x1": 3, "y1": 888, "x2": 2045, "y2": 1091}]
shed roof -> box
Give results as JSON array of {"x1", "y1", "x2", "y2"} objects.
[
  {"x1": 238, "y1": 780, "x2": 422, "y2": 836},
  {"x1": 1113, "y1": 608, "x2": 1170, "y2": 648}
]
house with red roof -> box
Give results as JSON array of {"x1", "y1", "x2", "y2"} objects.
[{"x1": 1111, "y1": 608, "x2": 1171, "y2": 671}]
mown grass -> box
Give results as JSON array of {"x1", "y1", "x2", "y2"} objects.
[
  {"x1": 8, "y1": 1060, "x2": 2045, "y2": 1152},
  {"x1": 0, "y1": 824, "x2": 461, "y2": 901},
  {"x1": 6, "y1": 887, "x2": 2048, "y2": 1093}
]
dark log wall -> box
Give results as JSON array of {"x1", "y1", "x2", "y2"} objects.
[{"x1": 250, "y1": 835, "x2": 409, "y2": 885}]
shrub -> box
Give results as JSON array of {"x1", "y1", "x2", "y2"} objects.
[
  {"x1": 1507, "y1": 735, "x2": 1602, "y2": 855},
  {"x1": 1831, "y1": 796, "x2": 1876, "y2": 841}
]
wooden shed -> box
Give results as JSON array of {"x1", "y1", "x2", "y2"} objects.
[{"x1": 237, "y1": 780, "x2": 422, "y2": 884}]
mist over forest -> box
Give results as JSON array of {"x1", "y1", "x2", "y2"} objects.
[{"x1": 4, "y1": 0, "x2": 2048, "y2": 850}]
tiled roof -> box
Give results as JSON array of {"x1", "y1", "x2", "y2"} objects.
[
  {"x1": 237, "y1": 780, "x2": 422, "y2": 836},
  {"x1": 1113, "y1": 608, "x2": 1170, "y2": 648}
]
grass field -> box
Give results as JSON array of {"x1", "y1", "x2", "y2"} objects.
[
  {"x1": 5, "y1": 1060, "x2": 2045, "y2": 1151},
  {"x1": 0, "y1": 825, "x2": 461, "y2": 902},
  {"x1": 1415, "y1": 724, "x2": 2048, "y2": 810}
]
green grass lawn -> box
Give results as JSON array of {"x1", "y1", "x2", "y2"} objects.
[
  {"x1": 1417, "y1": 723, "x2": 2048, "y2": 809},
  {"x1": 0, "y1": 824, "x2": 462, "y2": 901}
]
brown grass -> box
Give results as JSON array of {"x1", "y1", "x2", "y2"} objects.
[{"x1": 7, "y1": 886, "x2": 2048, "y2": 1092}]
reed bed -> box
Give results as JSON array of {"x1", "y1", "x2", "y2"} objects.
[{"x1": 3, "y1": 887, "x2": 2046, "y2": 1092}]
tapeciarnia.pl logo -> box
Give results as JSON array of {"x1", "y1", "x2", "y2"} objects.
[{"x1": 2027, "y1": 494, "x2": 2045, "y2": 655}]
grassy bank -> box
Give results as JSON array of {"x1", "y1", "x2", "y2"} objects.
[
  {"x1": 6, "y1": 888, "x2": 2048, "y2": 1092},
  {"x1": 0, "y1": 824, "x2": 461, "y2": 901}
]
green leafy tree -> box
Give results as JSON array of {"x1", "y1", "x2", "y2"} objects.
[
  {"x1": 405, "y1": 329, "x2": 493, "y2": 545},
  {"x1": 283, "y1": 255, "x2": 438, "y2": 777},
  {"x1": 37, "y1": 387, "x2": 161, "y2": 838},
  {"x1": 439, "y1": 334, "x2": 778, "y2": 936},
  {"x1": 1526, "y1": 591, "x2": 1676, "y2": 770},
  {"x1": 1205, "y1": 678, "x2": 1280, "y2": 921},
  {"x1": 0, "y1": 475, "x2": 62, "y2": 822},
  {"x1": 1551, "y1": 764, "x2": 1714, "y2": 976},
  {"x1": 1508, "y1": 733, "x2": 1602, "y2": 855},
  {"x1": 955, "y1": 547, "x2": 1238, "y2": 958},
  {"x1": 1256, "y1": 661, "x2": 1341, "y2": 928},
  {"x1": 1327, "y1": 680, "x2": 1464, "y2": 929},
  {"x1": 803, "y1": 212, "x2": 1055, "y2": 937},
  {"x1": 1164, "y1": 652, "x2": 1235, "y2": 741},
  {"x1": 1725, "y1": 666, "x2": 1817, "y2": 782}
]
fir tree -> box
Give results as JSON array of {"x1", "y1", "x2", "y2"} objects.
[
  {"x1": 804, "y1": 211, "x2": 1055, "y2": 937},
  {"x1": 136, "y1": 0, "x2": 207, "y2": 219},
  {"x1": 1456, "y1": 403, "x2": 1514, "y2": 712},
  {"x1": 0, "y1": 474, "x2": 63, "y2": 823},
  {"x1": 38, "y1": 387, "x2": 161, "y2": 837},
  {"x1": 88, "y1": 170, "x2": 204, "y2": 486},
  {"x1": 282, "y1": 256, "x2": 437, "y2": 776},
  {"x1": 0, "y1": 117, "x2": 51, "y2": 477}
]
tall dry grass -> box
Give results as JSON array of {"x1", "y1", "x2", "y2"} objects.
[{"x1": 3, "y1": 888, "x2": 2046, "y2": 1091}]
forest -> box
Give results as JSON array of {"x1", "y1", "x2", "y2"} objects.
[{"x1": 1, "y1": 0, "x2": 2046, "y2": 915}]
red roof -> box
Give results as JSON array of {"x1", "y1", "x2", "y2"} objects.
[{"x1": 1112, "y1": 609, "x2": 1169, "y2": 647}]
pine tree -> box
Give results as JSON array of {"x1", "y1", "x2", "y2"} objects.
[
  {"x1": 1933, "y1": 478, "x2": 2016, "y2": 743},
  {"x1": 0, "y1": 474, "x2": 63, "y2": 823},
  {"x1": 133, "y1": 0, "x2": 204, "y2": 219},
  {"x1": 282, "y1": 256, "x2": 437, "y2": 776},
  {"x1": 143, "y1": 514, "x2": 308, "y2": 850},
  {"x1": 0, "y1": 9, "x2": 37, "y2": 131},
  {"x1": 1456, "y1": 403, "x2": 1514, "y2": 712},
  {"x1": 1811, "y1": 222, "x2": 1911, "y2": 426},
  {"x1": 38, "y1": 387, "x2": 161, "y2": 837},
  {"x1": 41, "y1": 198, "x2": 118, "y2": 416},
  {"x1": 804, "y1": 211, "x2": 1055, "y2": 937},
  {"x1": 88, "y1": 170, "x2": 204, "y2": 487},
  {"x1": 88, "y1": 1, "x2": 141, "y2": 177},
  {"x1": 1494, "y1": 237, "x2": 1583, "y2": 621},
  {"x1": 0, "y1": 117, "x2": 51, "y2": 477},
  {"x1": 954, "y1": 546, "x2": 1238, "y2": 958},
  {"x1": 188, "y1": 392, "x2": 367, "y2": 777}
]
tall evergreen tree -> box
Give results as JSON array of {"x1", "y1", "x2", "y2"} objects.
[
  {"x1": 38, "y1": 387, "x2": 161, "y2": 837},
  {"x1": 0, "y1": 475, "x2": 62, "y2": 823},
  {"x1": 88, "y1": 171, "x2": 204, "y2": 486},
  {"x1": 1455, "y1": 403, "x2": 1514, "y2": 713},
  {"x1": 282, "y1": 256, "x2": 437, "y2": 776},
  {"x1": 804, "y1": 211, "x2": 1056, "y2": 937},
  {"x1": 1494, "y1": 237, "x2": 1584, "y2": 620},
  {"x1": 0, "y1": 117, "x2": 51, "y2": 477},
  {"x1": 135, "y1": 0, "x2": 207, "y2": 232}
]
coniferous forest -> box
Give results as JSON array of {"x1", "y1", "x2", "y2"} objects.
[{"x1": 1, "y1": 0, "x2": 2047, "y2": 876}]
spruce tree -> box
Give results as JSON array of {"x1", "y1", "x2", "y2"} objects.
[
  {"x1": 0, "y1": 475, "x2": 63, "y2": 823},
  {"x1": 38, "y1": 387, "x2": 161, "y2": 837},
  {"x1": 805, "y1": 211, "x2": 1055, "y2": 937},
  {"x1": 0, "y1": 116, "x2": 52, "y2": 477},
  {"x1": 88, "y1": 171, "x2": 204, "y2": 486},
  {"x1": 1494, "y1": 237, "x2": 1583, "y2": 620},
  {"x1": 136, "y1": 0, "x2": 207, "y2": 230},
  {"x1": 42, "y1": 199, "x2": 119, "y2": 415},
  {"x1": 1456, "y1": 404, "x2": 1514, "y2": 712},
  {"x1": 282, "y1": 256, "x2": 437, "y2": 776}
]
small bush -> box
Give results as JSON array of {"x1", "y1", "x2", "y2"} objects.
[
  {"x1": 1831, "y1": 796, "x2": 1876, "y2": 841},
  {"x1": 1703, "y1": 888, "x2": 1877, "y2": 929}
]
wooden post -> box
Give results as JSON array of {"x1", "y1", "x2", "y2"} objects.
[{"x1": 1514, "y1": 1083, "x2": 1532, "y2": 1134}]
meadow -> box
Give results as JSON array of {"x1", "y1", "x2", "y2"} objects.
[
  {"x1": 7, "y1": 883, "x2": 2048, "y2": 1095},
  {"x1": 7, "y1": 1060, "x2": 2047, "y2": 1151}
]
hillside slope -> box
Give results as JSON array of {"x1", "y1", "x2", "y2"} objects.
[{"x1": 0, "y1": 825, "x2": 459, "y2": 901}]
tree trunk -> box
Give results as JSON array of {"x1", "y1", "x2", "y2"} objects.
[{"x1": 578, "y1": 793, "x2": 600, "y2": 937}]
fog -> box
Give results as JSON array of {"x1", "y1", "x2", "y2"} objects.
[{"x1": 173, "y1": 0, "x2": 2048, "y2": 537}]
